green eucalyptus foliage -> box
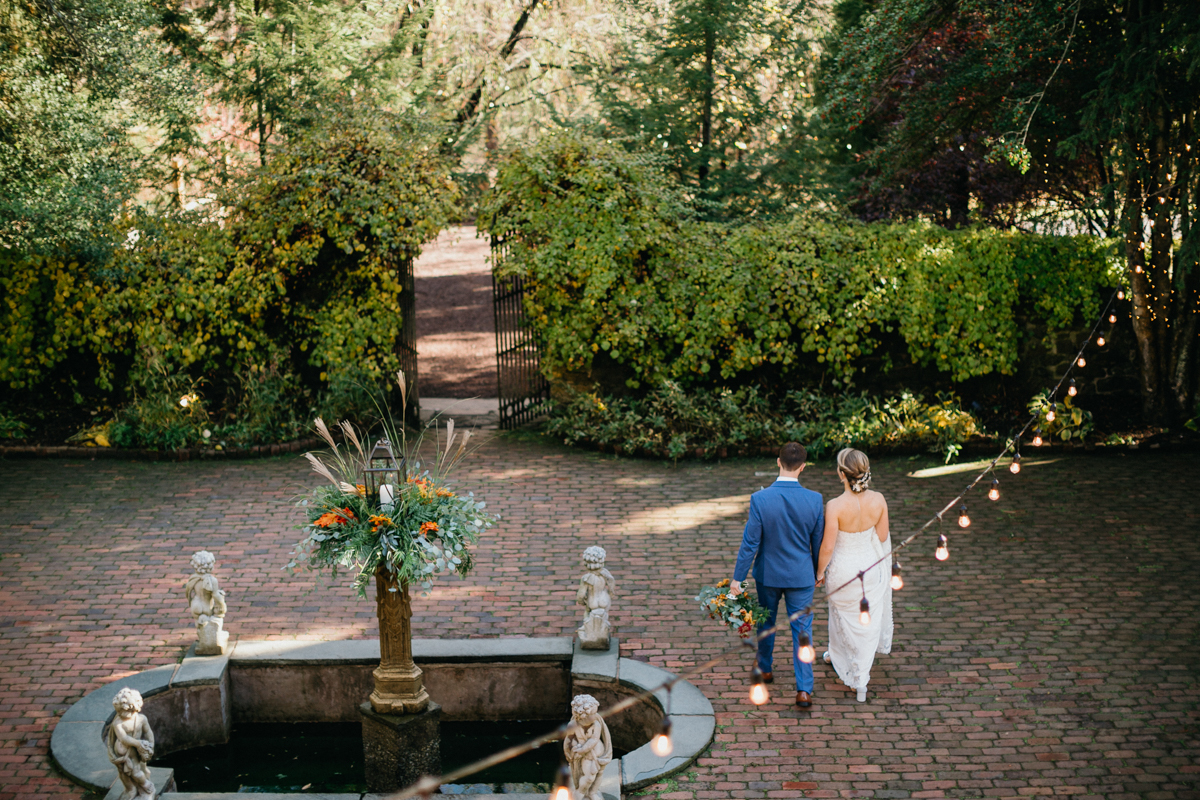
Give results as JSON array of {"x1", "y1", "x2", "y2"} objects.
[
  {"x1": 544, "y1": 382, "x2": 982, "y2": 460},
  {"x1": 482, "y1": 132, "x2": 1116, "y2": 391}
]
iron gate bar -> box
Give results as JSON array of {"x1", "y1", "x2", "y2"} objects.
[
  {"x1": 491, "y1": 234, "x2": 549, "y2": 429},
  {"x1": 396, "y1": 253, "x2": 420, "y2": 426}
]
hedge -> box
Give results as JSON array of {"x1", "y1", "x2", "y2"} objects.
[{"x1": 480, "y1": 132, "x2": 1119, "y2": 393}]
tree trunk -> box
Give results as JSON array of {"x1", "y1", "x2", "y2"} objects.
[{"x1": 697, "y1": 9, "x2": 715, "y2": 194}]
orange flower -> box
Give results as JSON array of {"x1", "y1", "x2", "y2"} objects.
[
  {"x1": 717, "y1": 578, "x2": 730, "y2": 588},
  {"x1": 314, "y1": 507, "x2": 356, "y2": 528},
  {"x1": 355, "y1": 484, "x2": 366, "y2": 496},
  {"x1": 435, "y1": 488, "x2": 454, "y2": 498},
  {"x1": 369, "y1": 514, "x2": 393, "y2": 533},
  {"x1": 418, "y1": 521, "x2": 439, "y2": 537}
]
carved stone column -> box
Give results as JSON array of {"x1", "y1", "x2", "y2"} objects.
[{"x1": 369, "y1": 566, "x2": 431, "y2": 715}]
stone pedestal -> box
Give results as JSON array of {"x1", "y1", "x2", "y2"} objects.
[
  {"x1": 359, "y1": 700, "x2": 441, "y2": 792},
  {"x1": 370, "y1": 568, "x2": 430, "y2": 714},
  {"x1": 195, "y1": 621, "x2": 228, "y2": 656}
]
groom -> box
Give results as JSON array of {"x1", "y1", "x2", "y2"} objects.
[{"x1": 729, "y1": 442, "x2": 824, "y2": 708}]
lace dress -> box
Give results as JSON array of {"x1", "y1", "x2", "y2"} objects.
[{"x1": 824, "y1": 527, "x2": 893, "y2": 691}]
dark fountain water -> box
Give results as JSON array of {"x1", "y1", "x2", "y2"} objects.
[{"x1": 156, "y1": 720, "x2": 626, "y2": 794}]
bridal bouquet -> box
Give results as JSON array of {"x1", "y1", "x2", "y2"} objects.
[{"x1": 696, "y1": 579, "x2": 769, "y2": 637}]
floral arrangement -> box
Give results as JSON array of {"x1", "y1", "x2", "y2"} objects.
[
  {"x1": 696, "y1": 579, "x2": 769, "y2": 637},
  {"x1": 287, "y1": 373, "x2": 497, "y2": 596}
]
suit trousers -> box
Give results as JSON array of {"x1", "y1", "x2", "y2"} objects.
[{"x1": 755, "y1": 584, "x2": 815, "y2": 692}]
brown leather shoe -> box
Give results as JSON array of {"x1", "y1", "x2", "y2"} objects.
[
  {"x1": 761, "y1": 672, "x2": 774, "y2": 684},
  {"x1": 795, "y1": 691, "x2": 812, "y2": 708}
]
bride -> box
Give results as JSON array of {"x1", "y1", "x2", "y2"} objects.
[{"x1": 816, "y1": 448, "x2": 893, "y2": 702}]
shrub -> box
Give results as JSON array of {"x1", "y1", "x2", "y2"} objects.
[
  {"x1": 0, "y1": 108, "x2": 459, "y2": 446},
  {"x1": 543, "y1": 382, "x2": 983, "y2": 460},
  {"x1": 481, "y1": 132, "x2": 1118, "y2": 393}
]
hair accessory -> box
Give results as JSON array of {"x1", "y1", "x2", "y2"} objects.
[{"x1": 851, "y1": 469, "x2": 872, "y2": 493}]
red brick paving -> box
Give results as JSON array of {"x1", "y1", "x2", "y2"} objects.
[{"x1": 1, "y1": 437, "x2": 1198, "y2": 800}]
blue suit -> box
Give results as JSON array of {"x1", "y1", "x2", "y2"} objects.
[{"x1": 733, "y1": 478, "x2": 824, "y2": 692}]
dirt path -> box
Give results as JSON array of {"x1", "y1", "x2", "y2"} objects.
[{"x1": 413, "y1": 225, "x2": 496, "y2": 398}]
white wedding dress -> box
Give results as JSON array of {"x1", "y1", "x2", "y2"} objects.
[{"x1": 824, "y1": 526, "x2": 893, "y2": 697}]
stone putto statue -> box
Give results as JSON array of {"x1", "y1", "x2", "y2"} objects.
[
  {"x1": 564, "y1": 694, "x2": 612, "y2": 800},
  {"x1": 575, "y1": 546, "x2": 615, "y2": 650},
  {"x1": 185, "y1": 550, "x2": 228, "y2": 654},
  {"x1": 106, "y1": 688, "x2": 156, "y2": 800}
]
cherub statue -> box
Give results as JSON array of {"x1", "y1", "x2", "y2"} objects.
[
  {"x1": 185, "y1": 550, "x2": 228, "y2": 654},
  {"x1": 106, "y1": 688, "x2": 156, "y2": 800},
  {"x1": 563, "y1": 694, "x2": 612, "y2": 800},
  {"x1": 575, "y1": 546, "x2": 615, "y2": 650}
]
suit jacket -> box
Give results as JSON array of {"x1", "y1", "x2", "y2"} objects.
[{"x1": 733, "y1": 479, "x2": 825, "y2": 588}]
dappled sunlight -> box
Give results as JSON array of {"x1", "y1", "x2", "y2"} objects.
[
  {"x1": 620, "y1": 493, "x2": 751, "y2": 534},
  {"x1": 908, "y1": 458, "x2": 1060, "y2": 479}
]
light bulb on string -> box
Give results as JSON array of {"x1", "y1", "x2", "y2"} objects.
[
  {"x1": 935, "y1": 534, "x2": 950, "y2": 561},
  {"x1": 859, "y1": 595, "x2": 871, "y2": 626},
  {"x1": 1109, "y1": 313, "x2": 1117, "y2": 323},
  {"x1": 891, "y1": 562, "x2": 904, "y2": 590},
  {"x1": 1096, "y1": 336, "x2": 1106, "y2": 347},
  {"x1": 1135, "y1": 265, "x2": 1144, "y2": 273},
  {"x1": 957, "y1": 503, "x2": 971, "y2": 528},
  {"x1": 1068, "y1": 378, "x2": 1077, "y2": 397},
  {"x1": 1077, "y1": 356, "x2": 1086, "y2": 367},
  {"x1": 1118, "y1": 290, "x2": 1125, "y2": 300},
  {"x1": 1009, "y1": 454, "x2": 1022, "y2": 473},
  {"x1": 1032, "y1": 428, "x2": 1043, "y2": 447},
  {"x1": 749, "y1": 665, "x2": 770, "y2": 705},
  {"x1": 1045, "y1": 403, "x2": 1056, "y2": 423},
  {"x1": 797, "y1": 631, "x2": 816, "y2": 664},
  {"x1": 651, "y1": 717, "x2": 674, "y2": 757},
  {"x1": 988, "y1": 479, "x2": 1000, "y2": 501},
  {"x1": 550, "y1": 763, "x2": 572, "y2": 800}
]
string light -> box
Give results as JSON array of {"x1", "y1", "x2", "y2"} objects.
[
  {"x1": 957, "y1": 504, "x2": 971, "y2": 528},
  {"x1": 651, "y1": 717, "x2": 674, "y2": 757},
  {"x1": 1032, "y1": 428, "x2": 1043, "y2": 447},
  {"x1": 749, "y1": 666, "x2": 769, "y2": 705},
  {"x1": 1096, "y1": 336, "x2": 1105, "y2": 347},
  {"x1": 1077, "y1": 356, "x2": 1086, "y2": 367},
  {"x1": 935, "y1": 534, "x2": 949, "y2": 561},
  {"x1": 859, "y1": 595, "x2": 871, "y2": 626},
  {"x1": 380, "y1": 290, "x2": 1126, "y2": 800},
  {"x1": 1045, "y1": 403, "x2": 1057, "y2": 422},
  {"x1": 890, "y1": 561, "x2": 904, "y2": 590},
  {"x1": 1068, "y1": 378, "x2": 1077, "y2": 397},
  {"x1": 550, "y1": 764, "x2": 571, "y2": 800},
  {"x1": 797, "y1": 631, "x2": 816, "y2": 664},
  {"x1": 1109, "y1": 313, "x2": 1117, "y2": 323},
  {"x1": 1118, "y1": 290, "x2": 1125, "y2": 299}
]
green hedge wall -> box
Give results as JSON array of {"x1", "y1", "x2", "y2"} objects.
[
  {"x1": 1, "y1": 111, "x2": 458, "y2": 418},
  {"x1": 481, "y1": 132, "x2": 1118, "y2": 392}
]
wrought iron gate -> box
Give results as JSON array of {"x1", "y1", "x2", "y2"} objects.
[
  {"x1": 492, "y1": 235, "x2": 550, "y2": 429},
  {"x1": 396, "y1": 254, "x2": 420, "y2": 425}
]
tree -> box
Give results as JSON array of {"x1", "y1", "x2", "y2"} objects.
[
  {"x1": 591, "y1": 0, "x2": 823, "y2": 218},
  {"x1": 0, "y1": 0, "x2": 198, "y2": 255},
  {"x1": 823, "y1": 0, "x2": 1200, "y2": 421}
]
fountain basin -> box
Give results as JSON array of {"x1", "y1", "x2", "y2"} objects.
[{"x1": 51, "y1": 638, "x2": 715, "y2": 800}]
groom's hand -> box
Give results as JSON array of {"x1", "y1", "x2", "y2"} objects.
[{"x1": 728, "y1": 580, "x2": 742, "y2": 596}]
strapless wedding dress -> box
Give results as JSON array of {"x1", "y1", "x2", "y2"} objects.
[{"x1": 824, "y1": 526, "x2": 893, "y2": 694}]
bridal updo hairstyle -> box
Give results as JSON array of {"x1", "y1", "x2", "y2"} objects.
[{"x1": 837, "y1": 448, "x2": 872, "y2": 493}]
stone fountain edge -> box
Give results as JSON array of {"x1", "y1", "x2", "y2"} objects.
[{"x1": 50, "y1": 637, "x2": 715, "y2": 800}]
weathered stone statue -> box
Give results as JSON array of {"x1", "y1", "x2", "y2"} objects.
[
  {"x1": 106, "y1": 688, "x2": 156, "y2": 800},
  {"x1": 564, "y1": 694, "x2": 612, "y2": 800},
  {"x1": 185, "y1": 550, "x2": 228, "y2": 655},
  {"x1": 576, "y1": 546, "x2": 615, "y2": 650}
]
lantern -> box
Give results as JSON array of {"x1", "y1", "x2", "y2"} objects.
[{"x1": 363, "y1": 439, "x2": 404, "y2": 507}]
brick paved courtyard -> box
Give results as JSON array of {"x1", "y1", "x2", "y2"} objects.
[{"x1": 1, "y1": 436, "x2": 1197, "y2": 800}]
